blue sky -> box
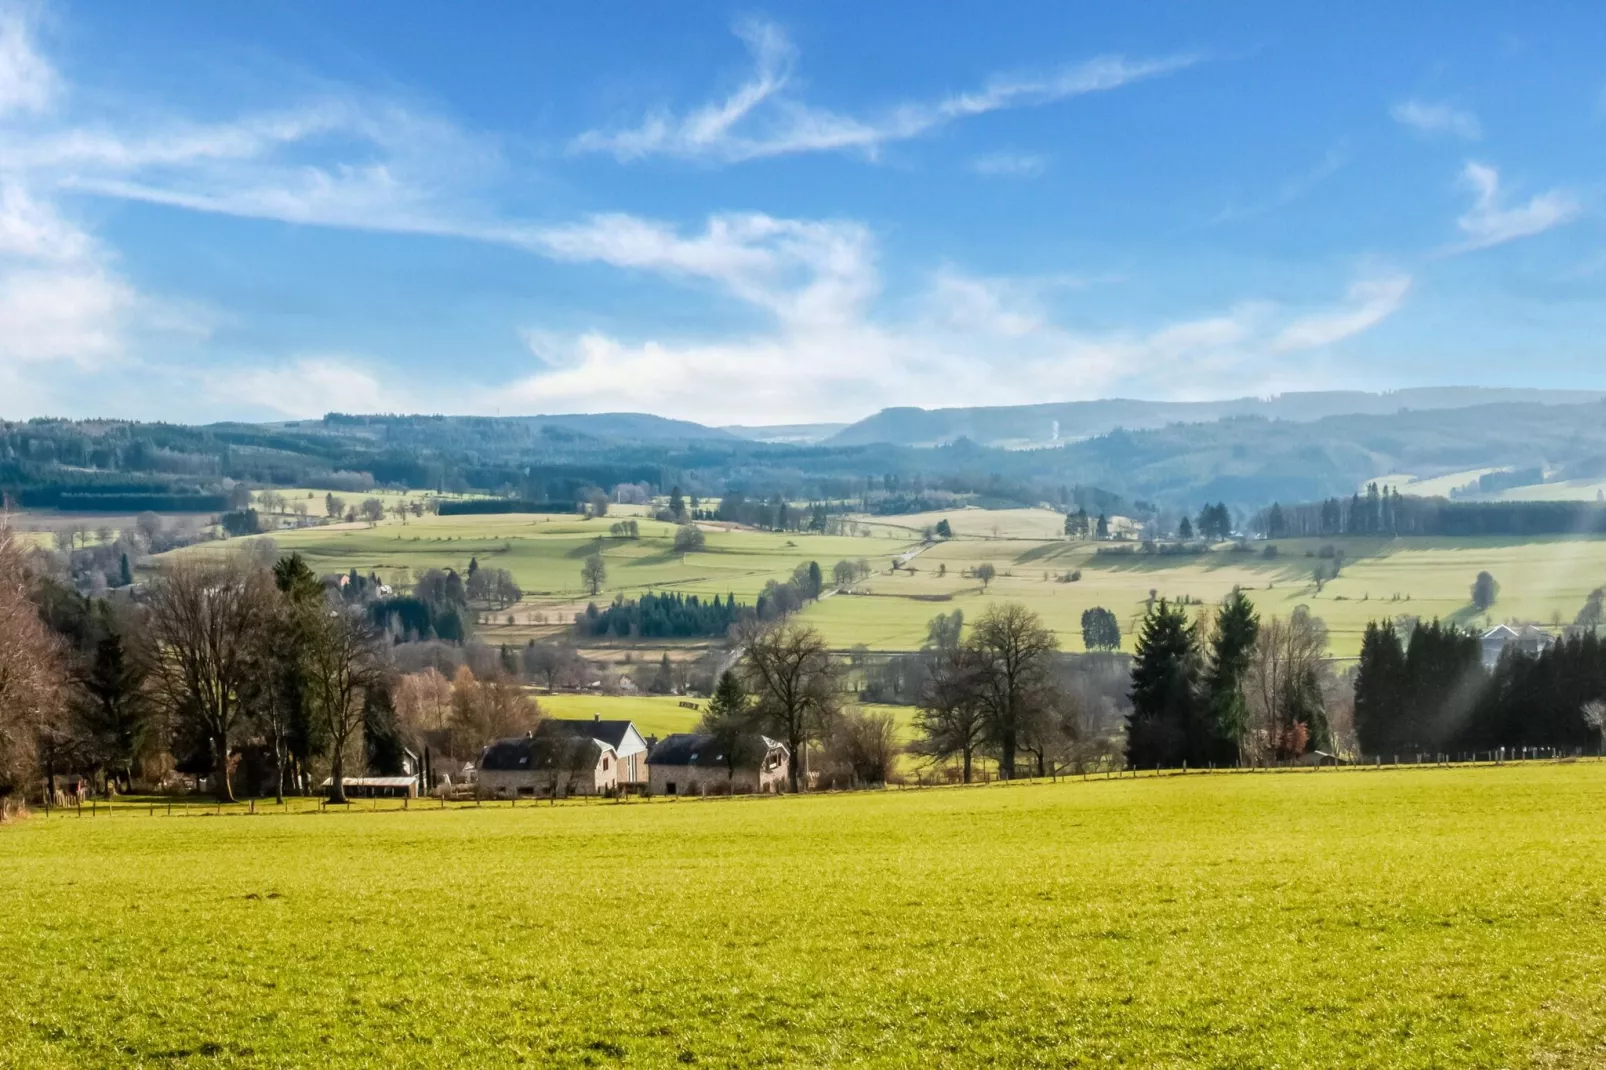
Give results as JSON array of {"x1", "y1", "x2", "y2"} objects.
[{"x1": 1, "y1": 1, "x2": 1603, "y2": 424}]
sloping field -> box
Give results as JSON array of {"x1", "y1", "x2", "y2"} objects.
[
  {"x1": 164, "y1": 511, "x2": 1606, "y2": 657},
  {"x1": 209, "y1": 514, "x2": 917, "y2": 602},
  {"x1": 6, "y1": 763, "x2": 1606, "y2": 1067},
  {"x1": 532, "y1": 692, "x2": 706, "y2": 740},
  {"x1": 802, "y1": 533, "x2": 1606, "y2": 656}
]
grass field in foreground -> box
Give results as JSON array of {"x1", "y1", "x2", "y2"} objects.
[{"x1": 6, "y1": 763, "x2": 1606, "y2": 1068}]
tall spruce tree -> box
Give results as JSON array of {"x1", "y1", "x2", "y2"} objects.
[
  {"x1": 1203, "y1": 589, "x2": 1259, "y2": 765},
  {"x1": 1354, "y1": 620, "x2": 1406, "y2": 755},
  {"x1": 1126, "y1": 599, "x2": 1200, "y2": 769}
]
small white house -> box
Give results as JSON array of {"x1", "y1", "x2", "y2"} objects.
[{"x1": 1481, "y1": 623, "x2": 1554, "y2": 668}]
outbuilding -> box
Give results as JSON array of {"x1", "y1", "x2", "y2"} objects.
[{"x1": 319, "y1": 776, "x2": 418, "y2": 799}]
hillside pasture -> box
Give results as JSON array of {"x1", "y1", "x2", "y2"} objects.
[
  {"x1": 531, "y1": 692, "x2": 707, "y2": 740},
  {"x1": 802, "y1": 533, "x2": 1606, "y2": 656},
  {"x1": 7, "y1": 764, "x2": 1606, "y2": 1067},
  {"x1": 215, "y1": 512, "x2": 916, "y2": 603},
  {"x1": 161, "y1": 508, "x2": 1606, "y2": 657},
  {"x1": 855, "y1": 506, "x2": 1072, "y2": 540}
]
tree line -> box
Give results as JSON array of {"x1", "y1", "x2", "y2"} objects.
[
  {"x1": 1355, "y1": 619, "x2": 1606, "y2": 756},
  {"x1": 1123, "y1": 593, "x2": 1343, "y2": 768},
  {"x1": 576, "y1": 592, "x2": 747, "y2": 640},
  {"x1": 1256, "y1": 485, "x2": 1606, "y2": 538},
  {"x1": 0, "y1": 524, "x2": 558, "y2": 811}
]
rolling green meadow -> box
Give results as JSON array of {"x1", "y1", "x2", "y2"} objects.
[
  {"x1": 7, "y1": 763, "x2": 1606, "y2": 1067},
  {"x1": 184, "y1": 507, "x2": 1606, "y2": 658},
  {"x1": 532, "y1": 694, "x2": 921, "y2": 751}
]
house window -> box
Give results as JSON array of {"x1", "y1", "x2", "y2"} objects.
[{"x1": 602, "y1": 757, "x2": 609, "y2": 770}]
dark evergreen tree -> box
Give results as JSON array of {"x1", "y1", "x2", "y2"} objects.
[
  {"x1": 1354, "y1": 620, "x2": 1406, "y2": 755},
  {"x1": 1126, "y1": 599, "x2": 1200, "y2": 769},
  {"x1": 362, "y1": 679, "x2": 408, "y2": 775},
  {"x1": 1202, "y1": 590, "x2": 1259, "y2": 764}
]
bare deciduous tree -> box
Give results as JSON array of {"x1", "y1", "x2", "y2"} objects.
[
  {"x1": 1244, "y1": 607, "x2": 1331, "y2": 762},
  {"x1": 447, "y1": 667, "x2": 541, "y2": 758},
  {"x1": 969, "y1": 603, "x2": 1060, "y2": 779},
  {"x1": 146, "y1": 556, "x2": 274, "y2": 802},
  {"x1": 738, "y1": 620, "x2": 842, "y2": 792},
  {"x1": 913, "y1": 646, "x2": 988, "y2": 783},
  {"x1": 303, "y1": 608, "x2": 385, "y2": 803},
  {"x1": 0, "y1": 525, "x2": 67, "y2": 806},
  {"x1": 822, "y1": 708, "x2": 899, "y2": 787},
  {"x1": 395, "y1": 667, "x2": 454, "y2": 740},
  {"x1": 581, "y1": 552, "x2": 607, "y2": 596}
]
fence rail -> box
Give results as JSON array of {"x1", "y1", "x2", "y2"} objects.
[{"x1": 21, "y1": 749, "x2": 1606, "y2": 823}]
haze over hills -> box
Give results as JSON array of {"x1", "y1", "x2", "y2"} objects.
[
  {"x1": 825, "y1": 388, "x2": 1606, "y2": 449},
  {"x1": 721, "y1": 423, "x2": 851, "y2": 445},
  {"x1": 10, "y1": 391, "x2": 1606, "y2": 517}
]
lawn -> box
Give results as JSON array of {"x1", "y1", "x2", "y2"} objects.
[
  {"x1": 531, "y1": 694, "x2": 923, "y2": 757},
  {"x1": 6, "y1": 763, "x2": 1606, "y2": 1067}
]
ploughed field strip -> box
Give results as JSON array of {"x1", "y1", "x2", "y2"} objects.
[{"x1": 6, "y1": 763, "x2": 1606, "y2": 1067}]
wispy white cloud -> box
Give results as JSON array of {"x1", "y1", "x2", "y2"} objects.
[
  {"x1": 1271, "y1": 274, "x2": 1411, "y2": 353},
  {"x1": 494, "y1": 212, "x2": 1412, "y2": 423},
  {"x1": 1391, "y1": 99, "x2": 1482, "y2": 141},
  {"x1": 0, "y1": 3, "x2": 1412, "y2": 424},
  {"x1": 200, "y1": 355, "x2": 417, "y2": 419},
  {"x1": 571, "y1": 20, "x2": 1197, "y2": 164},
  {"x1": 0, "y1": 2, "x2": 55, "y2": 117},
  {"x1": 1454, "y1": 161, "x2": 1579, "y2": 251},
  {"x1": 968, "y1": 151, "x2": 1048, "y2": 178}
]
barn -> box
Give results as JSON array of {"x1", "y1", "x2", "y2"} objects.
[
  {"x1": 647, "y1": 732, "x2": 789, "y2": 796},
  {"x1": 478, "y1": 733, "x2": 619, "y2": 798}
]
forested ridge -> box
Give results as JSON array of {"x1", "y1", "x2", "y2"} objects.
[{"x1": 7, "y1": 397, "x2": 1606, "y2": 514}]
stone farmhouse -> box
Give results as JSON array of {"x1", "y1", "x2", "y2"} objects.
[
  {"x1": 534, "y1": 716, "x2": 650, "y2": 790},
  {"x1": 478, "y1": 733, "x2": 618, "y2": 798},
  {"x1": 647, "y1": 732, "x2": 790, "y2": 796},
  {"x1": 1481, "y1": 623, "x2": 1555, "y2": 668}
]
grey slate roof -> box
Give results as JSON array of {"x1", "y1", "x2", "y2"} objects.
[
  {"x1": 647, "y1": 732, "x2": 786, "y2": 769},
  {"x1": 535, "y1": 718, "x2": 638, "y2": 751},
  {"x1": 480, "y1": 734, "x2": 606, "y2": 772}
]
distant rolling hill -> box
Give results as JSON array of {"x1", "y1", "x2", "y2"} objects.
[
  {"x1": 722, "y1": 423, "x2": 849, "y2": 444},
  {"x1": 827, "y1": 388, "x2": 1606, "y2": 448},
  {"x1": 304, "y1": 411, "x2": 737, "y2": 443}
]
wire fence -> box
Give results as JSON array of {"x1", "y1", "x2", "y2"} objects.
[{"x1": 25, "y1": 749, "x2": 1605, "y2": 823}]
